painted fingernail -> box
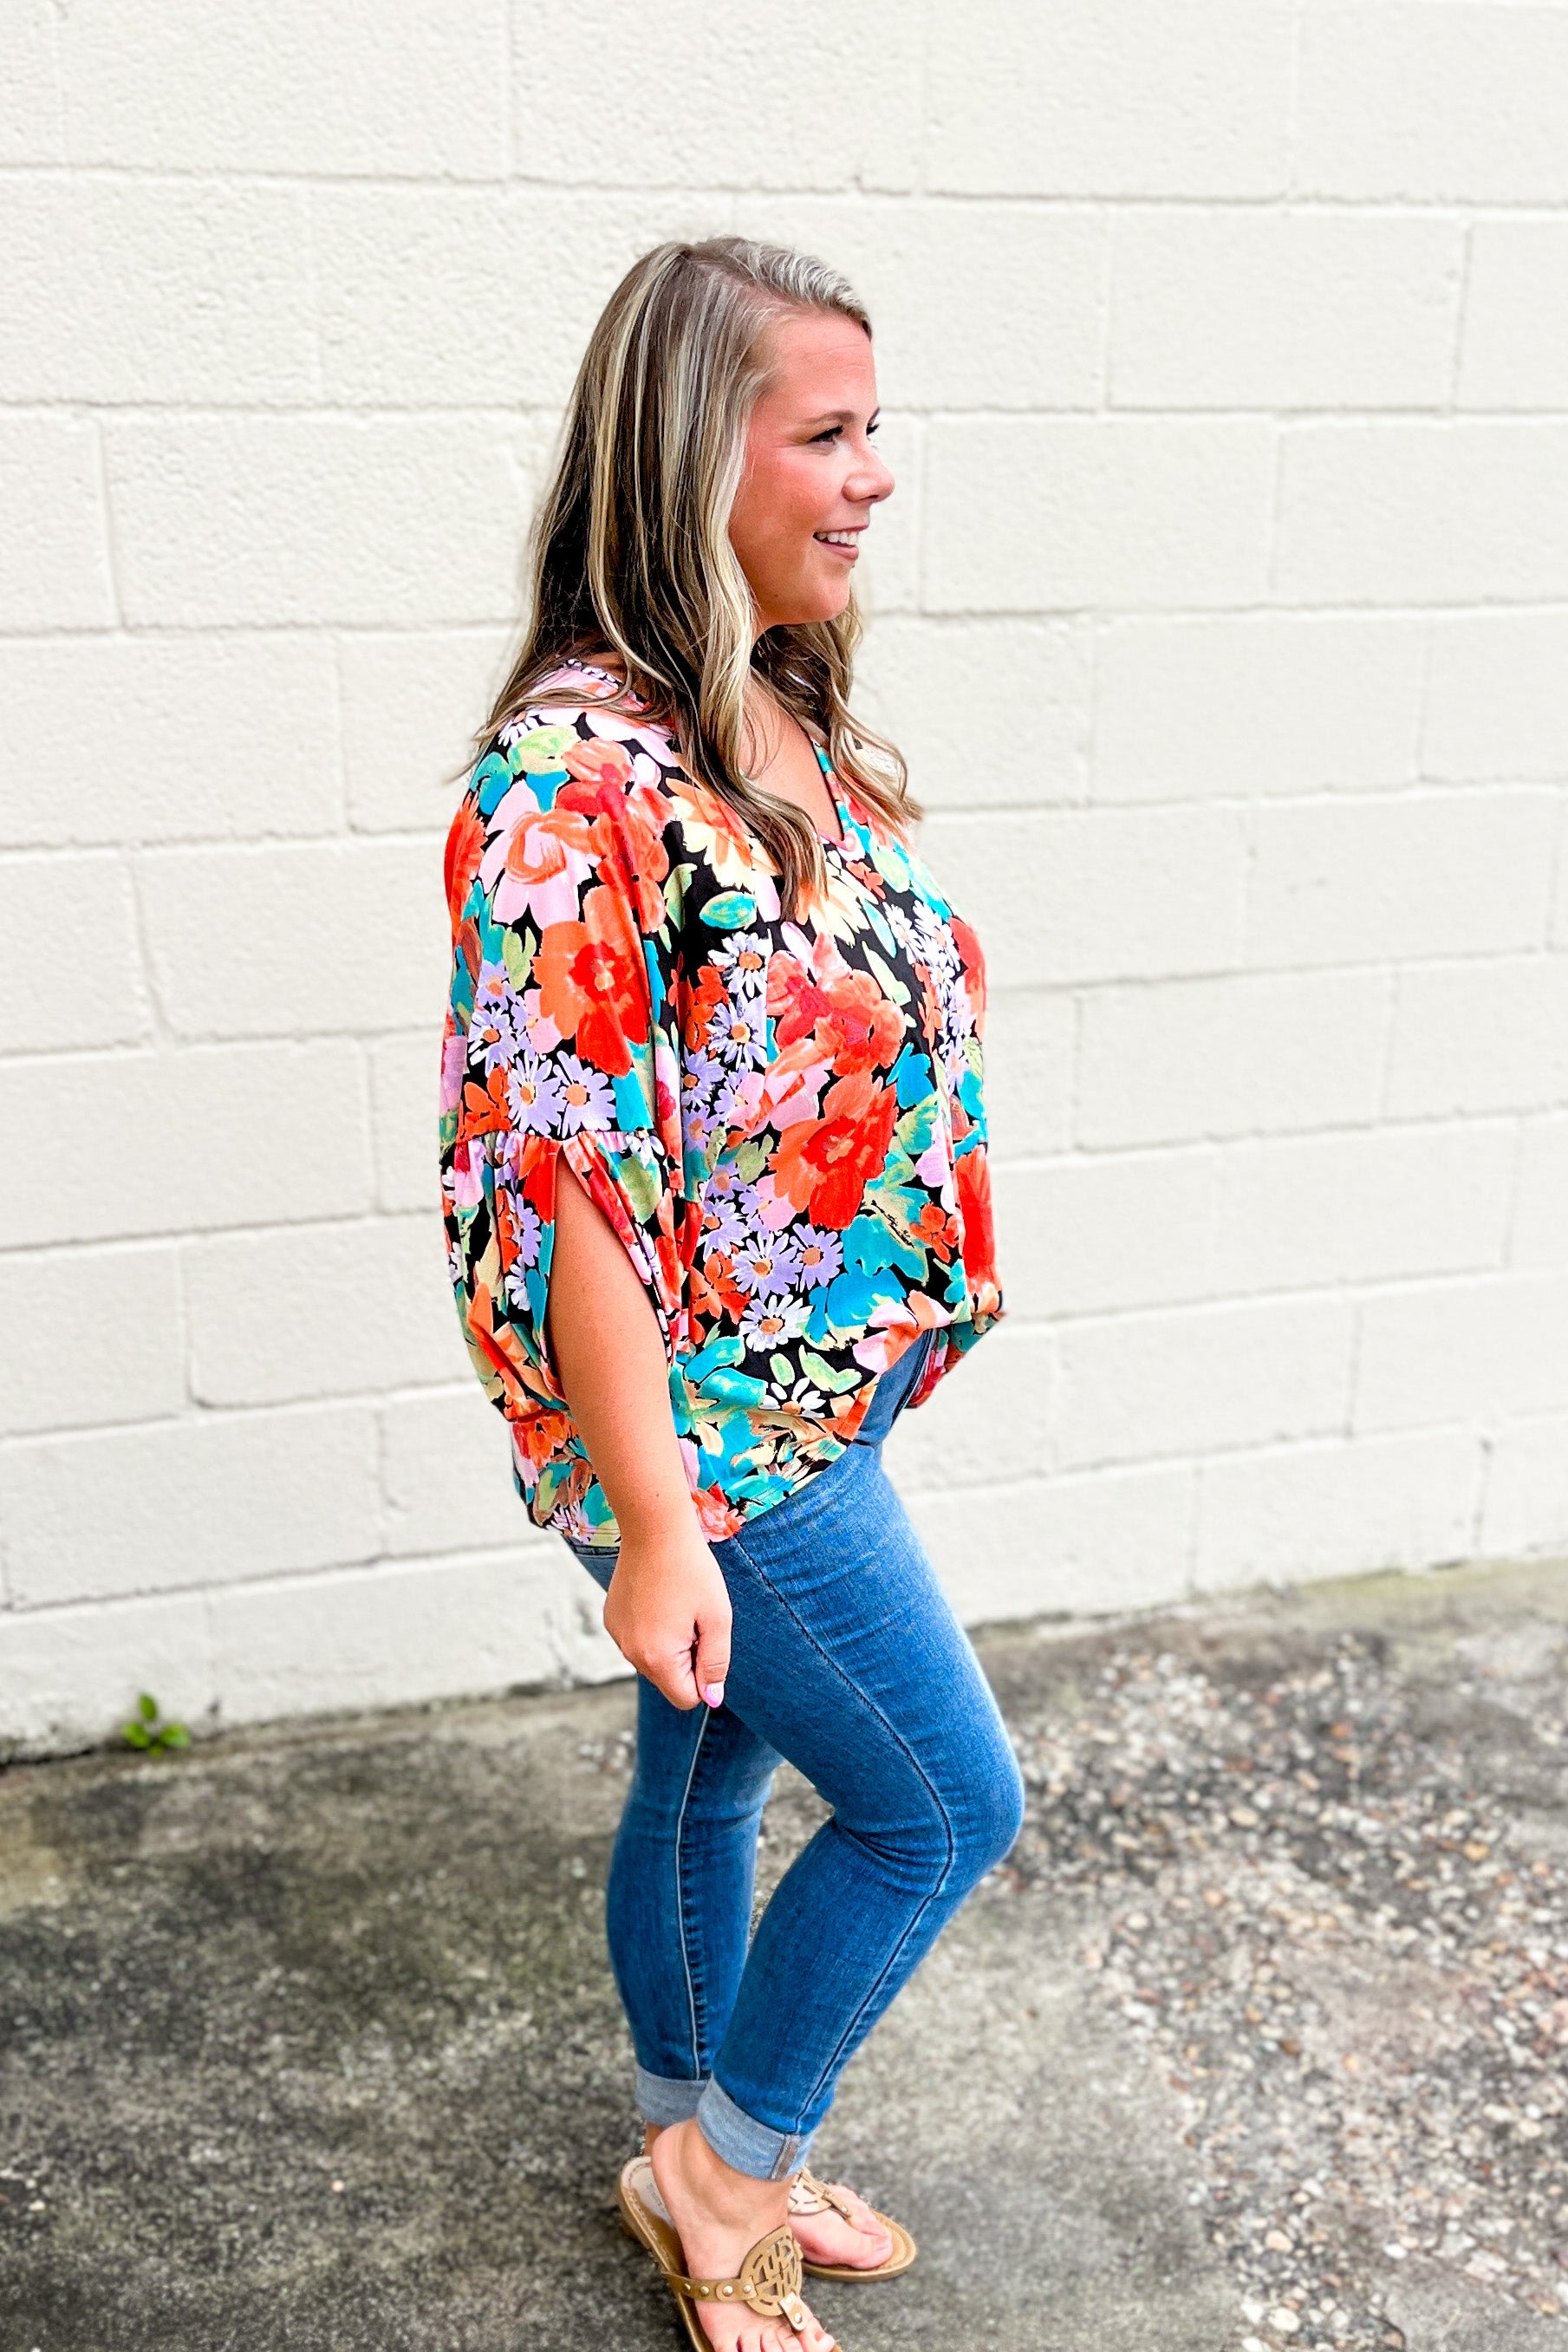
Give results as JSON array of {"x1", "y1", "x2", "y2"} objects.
[{"x1": 703, "y1": 1683, "x2": 725, "y2": 1708}]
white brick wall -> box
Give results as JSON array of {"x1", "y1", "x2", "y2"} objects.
[{"x1": 3, "y1": 0, "x2": 1566, "y2": 1756}]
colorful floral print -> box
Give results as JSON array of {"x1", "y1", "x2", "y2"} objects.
[{"x1": 439, "y1": 661, "x2": 1004, "y2": 1547}]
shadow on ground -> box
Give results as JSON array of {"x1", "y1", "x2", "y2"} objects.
[{"x1": 1, "y1": 1559, "x2": 1565, "y2": 2352}]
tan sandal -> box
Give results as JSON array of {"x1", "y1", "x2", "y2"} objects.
[
  {"x1": 788, "y1": 2166, "x2": 917, "y2": 2283},
  {"x1": 618, "y1": 2153, "x2": 831, "y2": 2349}
]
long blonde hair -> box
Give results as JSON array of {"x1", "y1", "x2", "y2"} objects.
[{"x1": 472, "y1": 235, "x2": 918, "y2": 919}]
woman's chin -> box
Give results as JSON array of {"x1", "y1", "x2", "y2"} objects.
[{"x1": 771, "y1": 579, "x2": 856, "y2": 630}]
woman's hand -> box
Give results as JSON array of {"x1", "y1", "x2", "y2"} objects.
[
  {"x1": 602, "y1": 1522, "x2": 733, "y2": 1711},
  {"x1": 544, "y1": 1160, "x2": 732, "y2": 1711}
]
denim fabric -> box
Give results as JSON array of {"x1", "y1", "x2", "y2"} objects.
[{"x1": 563, "y1": 1328, "x2": 1025, "y2": 2180}]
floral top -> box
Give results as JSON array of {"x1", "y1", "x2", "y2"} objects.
[{"x1": 439, "y1": 661, "x2": 1004, "y2": 1548}]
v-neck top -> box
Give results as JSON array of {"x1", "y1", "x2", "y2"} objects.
[
  {"x1": 439, "y1": 660, "x2": 1005, "y2": 1548},
  {"x1": 808, "y1": 736, "x2": 849, "y2": 851}
]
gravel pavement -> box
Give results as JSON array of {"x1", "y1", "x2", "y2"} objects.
[{"x1": 1, "y1": 1554, "x2": 1563, "y2": 2350}]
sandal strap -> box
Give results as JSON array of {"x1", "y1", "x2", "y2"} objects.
[
  {"x1": 673, "y1": 2221, "x2": 810, "y2": 2331},
  {"x1": 788, "y1": 2166, "x2": 860, "y2": 2224}
]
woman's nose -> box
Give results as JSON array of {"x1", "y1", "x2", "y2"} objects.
[{"x1": 850, "y1": 451, "x2": 895, "y2": 506}]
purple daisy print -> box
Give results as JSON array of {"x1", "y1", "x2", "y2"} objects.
[
  {"x1": 555, "y1": 1054, "x2": 616, "y2": 1133},
  {"x1": 472, "y1": 965, "x2": 531, "y2": 1072},
  {"x1": 505, "y1": 1052, "x2": 566, "y2": 1135}
]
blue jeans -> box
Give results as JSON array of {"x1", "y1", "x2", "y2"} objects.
[{"x1": 564, "y1": 1331, "x2": 1026, "y2": 2182}]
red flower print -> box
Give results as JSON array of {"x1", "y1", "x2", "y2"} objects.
[
  {"x1": 619, "y1": 780, "x2": 673, "y2": 931},
  {"x1": 771, "y1": 1068, "x2": 898, "y2": 1229},
  {"x1": 466, "y1": 1277, "x2": 547, "y2": 1410},
  {"x1": 693, "y1": 1248, "x2": 748, "y2": 1326},
  {"x1": 693, "y1": 1484, "x2": 748, "y2": 1542},
  {"x1": 564, "y1": 736, "x2": 632, "y2": 787},
  {"x1": 955, "y1": 1146, "x2": 998, "y2": 1291},
  {"x1": 768, "y1": 952, "x2": 834, "y2": 1052},
  {"x1": 914, "y1": 1198, "x2": 956, "y2": 1262},
  {"x1": 517, "y1": 1130, "x2": 556, "y2": 1219},
  {"x1": 811, "y1": 968, "x2": 905, "y2": 1076},
  {"x1": 949, "y1": 913, "x2": 988, "y2": 1024},
  {"x1": 682, "y1": 962, "x2": 729, "y2": 1052},
  {"x1": 533, "y1": 880, "x2": 647, "y2": 1076},
  {"x1": 444, "y1": 800, "x2": 486, "y2": 927},
  {"x1": 441, "y1": 684, "x2": 1005, "y2": 1552},
  {"x1": 459, "y1": 1065, "x2": 511, "y2": 1140}
]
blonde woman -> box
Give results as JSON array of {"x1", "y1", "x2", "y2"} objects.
[{"x1": 439, "y1": 238, "x2": 1023, "y2": 2352}]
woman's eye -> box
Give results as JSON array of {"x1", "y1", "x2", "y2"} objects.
[{"x1": 810, "y1": 426, "x2": 843, "y2": 445}]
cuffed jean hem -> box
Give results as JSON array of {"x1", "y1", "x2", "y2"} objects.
[
  {"x1": 696, "y1": 2077, "x2": 817, "y2": 2184},
  {"x1": 634, "y1": 2065, "x2": 708, "y2": 2127}
]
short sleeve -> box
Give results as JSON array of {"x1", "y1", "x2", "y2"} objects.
[{"x1": 439, "y1": 713, "x2": 686, "y2": 1428}]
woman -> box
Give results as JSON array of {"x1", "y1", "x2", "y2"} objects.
[{"x1": 439, "y1": 237, "x2": 1024, "y2": 2352}]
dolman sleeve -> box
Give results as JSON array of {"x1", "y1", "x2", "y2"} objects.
[{"x1": 439, "y1": 713, "x2": 686, "y2": 1424}]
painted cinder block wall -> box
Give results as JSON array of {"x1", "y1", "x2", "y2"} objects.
[{"x1": 3, "y1": 1, "x2": 1567, "y2": 1754}]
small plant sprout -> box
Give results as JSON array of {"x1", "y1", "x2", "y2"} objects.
[{"x1": 120, "y1": 1692, "x2": 191, "y2": 1756}]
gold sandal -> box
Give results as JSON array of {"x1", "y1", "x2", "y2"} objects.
[
  {"x1": 618, "y1": 2153, "x2": 830, "y2": 2349},
  {"x1": 788, "y1": 2166, "x2": 918, "y2": 2283}
]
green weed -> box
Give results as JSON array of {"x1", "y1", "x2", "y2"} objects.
[{"x1": 120, "y1": 1691, "x2": 191, "y2": 1756}]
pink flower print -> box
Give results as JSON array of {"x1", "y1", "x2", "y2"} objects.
[
  {"x1": 506, "y1": 1052, "x2": 566, "y2": 1135},
  {"x1": 722, "y1": 1068, "x2": 767, "y2": 1137},
  {"x1": 556, "y1": 1053, "x2": 616, "y2": 1133},
  {"x1": 654, "y1": 1029, "x2": 681, "y2": 1130},
  {"x1": 916, "y1": 1134, "x2": 952, "y2": 1188},
  {"x1": 448, "y1": 1138, "x2": 485, "y2": 1212},
  {"x1": 479, "y1": 783, "x2": 599, "y2": 933},
  {"x1": 578, "y1": 700, "x2": 658, "y2": 744},
  {"x1": 748, "y1": 1179, "x2": 804, "y2": 1238},
  {"x1": 762, "y1": 1059, "x2": 832, "y2": 1132},
  {"x1": 440, "y1": 1029, "x2": 466, "y2": 1114}
]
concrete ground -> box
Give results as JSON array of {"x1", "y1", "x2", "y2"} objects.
[{"x1": 1, "y1": 1557, "x2": 1565, "y2": 2352}]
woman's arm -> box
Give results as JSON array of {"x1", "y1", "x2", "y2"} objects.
[{"x1": 548, "y1": 1160, "x2": 732, "y2": 1713}]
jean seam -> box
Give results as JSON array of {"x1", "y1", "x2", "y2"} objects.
[
  {"x1": 673, "y1": 1708, "x2": 712, "y2": 2080},
  {"x1": 724, "y1": 1518, "x2": 959, "y2": 2131}
]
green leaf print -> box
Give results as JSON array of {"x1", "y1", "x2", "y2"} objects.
[
  {"x1": 800, "y1": 1350, "x2": 862, "y2": 1395},
  {"x1": 513, "y1": 725, "x2": 576, "y2": 772},
  {"x1": 615, "y1": 1151, "x2": 665, "y2": 1221},
  {"x1": 864, "y1": 948, "x2": 910, "y2": 1007},
  {"x1": 701, "y1": 890, "x2": 758, "y2": 929},
  {"x1": 501, "y1": 925, "x2": 536, "y2": 993}
]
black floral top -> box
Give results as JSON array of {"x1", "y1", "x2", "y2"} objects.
[{"x1": 439, "y1": 663, "x2": 1004, "y2": 1547}]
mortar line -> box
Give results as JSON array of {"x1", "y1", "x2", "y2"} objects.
[
  {"x1": 1448, "y1": 215, "x2": 1474, "y2": 415},
  {"x1": 19, "y1": 398, "x2": 1568, "y2": 423},
  {"x1": 298, "y1": 179, "x2": 326, "y2": 403},
  {"x1": 5, "y1": 158, "x2": 1567, "y2": 214},
  {"x1": 1284, "y1": 0, "x2": 1305, "y2": 204},
  {"x1": 9, "y1": 597, "x2": 1568, "y2": 640}
]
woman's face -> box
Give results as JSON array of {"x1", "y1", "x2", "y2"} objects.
[{"x1": 728, "y1": 307, "x2": 895, "y2": 636}]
